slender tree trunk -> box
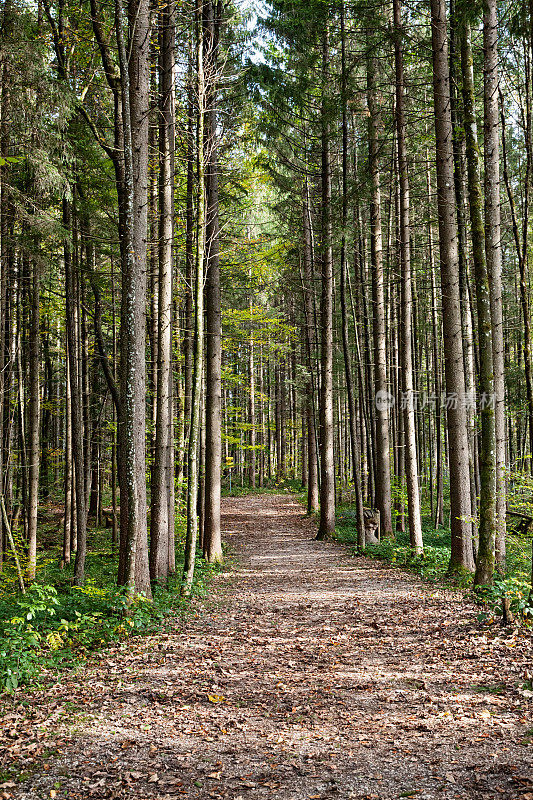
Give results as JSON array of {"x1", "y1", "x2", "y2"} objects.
[
  {"x1": 116, "y1": 0, "x2": 151, "y2": 596},
  {"x1": 26, "y1": 257, "x2": 39, "y2": 581},
  {"x1": 429, "y1": 244, "x2": 444, "y2": 528},
  {"x1": 302, "y1": 181, "x2": 319, "y2": 513},
  {"x1": 301, "y1": 370, "x2": 308, "y2": 489},
  {"x1": 248, "y1": 270, "x2": 256, "y2": 488},
  {"x1": 259, "y1": 344, "x2": 265, "y2": 487},
  {"x1": 203, "y1": 0, "x2": 223, "y2": 563},
  {"x1": 198, "y1": 385, "x2": 206, "y2": 549},
  {"x1": 367, "y1": 44, "x2": 392, "y2": 537},
  {"x1": 183, "y1": 39, "x2": 195, "y2": 490},
  {"x1": 0, "y1": 7, "x2": 10, "y2": 562},
  {"x1": 393, "y1": 0, "x2": 423, "y2": 552},
  {"x1": 150, "y1": 0, "x2": 175, "y2": 582},
  {"x1": 500, "y1": 94, "x2": 533, "y2": 475},
  {"x1": 64, "y1": 199, "x2": 87, "y2": 585},
  {"x1": 317, "y1": 24, "x2": 335, "y2": 540},
  {"x1": 340, "y1": 1, "x2": 364, "y2": 547},
  {"x1": 40, "y1": 326, "x2": 52, "y2": 500},
  {"x1": 430, "y1": 0, "x2": 475, "y2": 573},
  {"x1": 483, "y1": 0, "x2": 506, "y2": 577},
  {"x1": 460, "y1": 17, "x2": 497, "y2": 583},
  {"x1": 450, "y1": 17, "x2": 478, "y2": 542},
  {"x1": 182, "y1": 6, "x2": 206, "y2": 591},
  {"x1": 63, "y1": 350, "x2": 72, "y2": 564},
  {"x1": 80, "y1": 276, "x2": 91, "y2": 516},
  {"x1": 149, "y1": 121, "x2": 158, "y2": 464}
]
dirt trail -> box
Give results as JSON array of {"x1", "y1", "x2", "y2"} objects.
[{"x1": 8, "y1": 494, "x2": 533, "y2": 799}]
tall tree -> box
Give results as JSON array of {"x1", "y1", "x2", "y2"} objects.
[
  {"x1": 65, "y1": 199, "x2": 87, "y2": 587},
  {"x1": 116, "y1": 0, "x2": 151, "y2": 596},
  {"x1": 367, "y1": 35, "x2": 392, "y2": 538},
  {"x1": 203, "y1": 0, "x2": 223, "y2": 564},
  {"x1": 302, "y1": 179, "x2": 319, "y2": 514},
  {"x1": 150, "y1": 0, "x2": 176, "y2": 582},
  {"x1": 459, "y1": 14, "x2": 496, "y2": 581},
  {"x1": 430, "y1": 0, "x2": 474, "y2": 573},
  {"x1": 393, "y1": 0, "x2": 423, "y2": 552},
  {"x1": 317, "y1": 22, "x2": 335, "y2": 540},
  {"x1": 483, "y1": 0, "x2": 506, "y2": 576},
  {"x1": 340, "y1": 0, "x2": 364, "y2": 548},
  {"x1": 26, "y1": 256, "x2": 40, "y2": 581},
  {"x1": 183, "y1": 4, "x2": 206, "y2": 591}
]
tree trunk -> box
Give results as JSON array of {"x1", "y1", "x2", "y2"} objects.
[
  {"x1": 302, "y1": 181, "x2": 319, "y2": 513},
  {"x1": 458, "y1": 18, "x2": 497, "y2": 585},
  {"x1": 248, "y1": 272, "x2": 256, "y2": 489},
  {"x1": 483, "y1": 0, "x2": 506, "y2": 577},
  {"x1": 63, "y1": 350, "x2": 72, "y2": 564},
  {"x1": 203, "y1": 0, "x2": 223, "y2": 564},
  {"x1": 394, "y1": 0, "x2": 423, "y2": 552},
  {"x1": 182, "y1": 5, "x2": 206, "y2": 592},
  {"x1": 500, "y1": 93, "x2": 533, "y2": 477},
  {"x1": 367, "y1": 44, "x2": 392, "y2": 537},
  {"x1": 116, "y1": 0, "x2": 151, "y2": 596},
  {"x1": 183, "y1": 38, "x2": 195, "y2": 492},
  {"x1": 340, "y1": 1, "x2": 364, "y2": 547},
  {"x1": 317, "y1": 24, "x2": 335, "y2": 540},
  {"x1": 430, "y1": 0, "x2": 474, "y2": 573},
  {"x1": 26, "y1": 257, "x2": 40, "y2": 581},
  {"x1": 64, "y1": 199, "x2": 87, "y2": 586},
  {"x1": 150, "y1": 0, "x2": 175, "y2": 582}
]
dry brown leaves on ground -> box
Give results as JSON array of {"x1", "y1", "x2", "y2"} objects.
[{"x1": 1, "y1": 494, "x2": 532, "y2": 800}]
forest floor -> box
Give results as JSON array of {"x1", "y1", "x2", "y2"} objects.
[{"x1": 2, "y1": 493, "x2": 533, "y2": 800}]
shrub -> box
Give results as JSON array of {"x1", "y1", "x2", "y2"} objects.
[
  {"x1": 0, "y1": 557, "x2": 217, "y2": 693},
  {"x1": 474, "y1": 575, "x2": 533, "y2": 620}
]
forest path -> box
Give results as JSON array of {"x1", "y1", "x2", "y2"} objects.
[{"x1": 11, "y1": 494, "x2": 533, "y2": 800}]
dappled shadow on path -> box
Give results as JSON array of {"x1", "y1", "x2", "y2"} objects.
[{"x1": 12, "y1": 494, "x2": 533, "y2": 800}]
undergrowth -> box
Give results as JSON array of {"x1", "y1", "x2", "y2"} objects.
[
  {"x1": 334, "y1": 508, "x2": 533, "y2": 622},
  {"x1": 221, "y1": 477, "x2": 302, "y2": 498},
  {"x1": 0, "y1": 513, "x2": 220, "y2": 693}
]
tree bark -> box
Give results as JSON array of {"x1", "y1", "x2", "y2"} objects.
[
  {"x1": 367, "y1": 43, "x2": 392, "y2": 537},
  {"x1": 64, "y1": 199, "x2": 87, "y2": 586},
  {"x1": 63, "y1": 349, "x2": 72, "y2": 564},
  {"x1": 430, "y1": 0, "x2": 474, "y2": 573},
  {"x1": 317, "y1": 23, "x2": 335, "y2": 540},
  {"x1": 393, "y1": 0, "x2": 423, "y2": 552},
  {"x1": 203, "y1": 0, "x2": 223, "y2": 564},
  {"x1": 182, "y1": 5, "x2": 206, "y2": 592},
  {"x1": 26, "y1": 256, "x2": 40, "y2": 581},
  {"x1": 248, "y1": 271, "x2": 256, "y2": 489},
  {"x1": 482, "y1": 0, "x2": 506, "y2": 578},
  {"x1": 150, "y1": 0, "x2": 175, "y2": 582},
  {"x1": 500, "y1": 93, "x2": 533, "y2": 477},
  {"x1": 302, "y1": 182, "x2": 319, "y2": 513},
  {"x1": 457, "y1": 17, "x2": 497, "y2": 584},
  {"x1": 340, "y1": 1, "x2": 364, "y2": 547},
  {"x1": 116, "y1": 0, "x2": 151, "y2": 596},
  {"x1": 183, "y1": 37, "x2": 195, "y2": 493}
]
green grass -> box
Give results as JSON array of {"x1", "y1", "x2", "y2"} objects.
[{"x1": 221, "y1": 477, "x2": 303, "y2": 497}]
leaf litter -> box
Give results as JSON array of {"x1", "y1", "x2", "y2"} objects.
[{"x1": 1, "y1": 494, "x2": 532, "y2": 799}]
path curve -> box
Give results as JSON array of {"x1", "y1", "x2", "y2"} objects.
[{"x1": 10, "y1": 494, "x2": 533, "y2": 799}]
